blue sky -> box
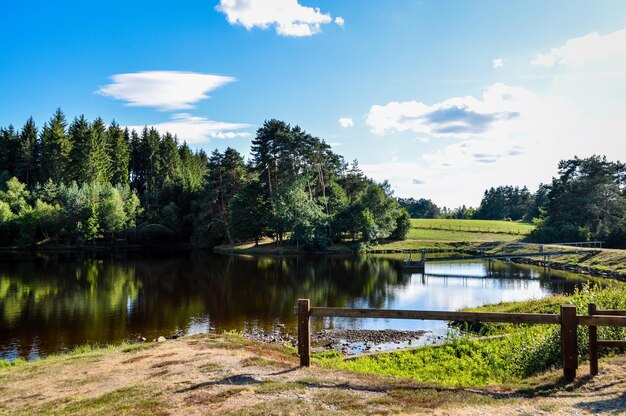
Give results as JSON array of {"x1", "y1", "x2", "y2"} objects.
[{"x1": 2, "y1": 0, "x2": 626, "y2": 206}]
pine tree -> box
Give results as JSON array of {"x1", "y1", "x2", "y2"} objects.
[
  {"x1": 157, "y1": 132, "x2": 182, "y2": 187},
  {"x1": 17, "y1": 117, "x2": 39, "y2": 186},
  {"x1": 90, "y1": 118, "x2": 112, "y2": 184},
  {"x1": 67, "y1": 115, "x2": 92, "y2": 183},
  {"x1": 129, "y1": 129, "x2": 144, "y2": 192},
  {"x1": 141, "y1": 127, "x2": 161, "y2": 194},
  {"x1": 40, "y1": 109, "x2": 71, "y2": 183},
  {"x1": 0, "y1": 125, "x2": 19, "y2": 176},
  {"x1": 107, "y1": 122, "x2": 130, "y2": 186}
]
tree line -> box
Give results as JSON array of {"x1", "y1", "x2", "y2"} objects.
[
  {"x1": 398, "y1": 156, "x2": 626, "y2": 248},
  {"x1": 0, "y1": 110, "x2": 410, "y2": 249}
]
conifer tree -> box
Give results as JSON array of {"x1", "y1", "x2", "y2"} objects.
[
  {"x1": 0, "y1": 125, "x2": 19, "y2": 176},
  {"x1": 89, "y1": 118, "x2": 112, "y2": 184},
  {"x1": 40, "y1": 109, "x2": 71, "y2": 183},
  {"x1": 107, "y1": 122, "x2": 130, "y2": 186},
  {"x1": 17, "y1": 117, "x2": 39, "y2": 186},
  {"x1": 67, "y1": 115, "x2": 91, "y2": 183}
]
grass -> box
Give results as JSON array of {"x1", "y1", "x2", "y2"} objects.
[
  {"x1": 254, "y1": 381, "x2": 305, "y2": 394},
  {"x1": 2, "y1": 330, "x2": 626, "y2": 415},
  {"x1": 316, "y1": 284, "x2": 626, "y2": 387},
  {"x1": 0, "y1": 341, "x2": 154, "y2": 369},
  {"x1": 216, "y1": 219, "x2": 535, "y2": 254},
  {"x1": 314, "y1": 327, "x2": 560, "y2": 387},
  {"x1": 410, "y1": 219, "x2": 535, "y2": 234},
  {"x1": 373, "y1": 219, "x2": 533, "y2": 251},
  {"x1": 34, "y1": 386, "x2": 166, "y2": 416}
]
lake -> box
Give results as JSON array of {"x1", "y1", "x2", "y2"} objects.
[{"x1": 0, "y1": 251, "x2": 591, "y2": 360}]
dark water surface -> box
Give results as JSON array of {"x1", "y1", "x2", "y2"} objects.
[{"x1": 0, "y1": 251, "x2": 591, "y2": 360}]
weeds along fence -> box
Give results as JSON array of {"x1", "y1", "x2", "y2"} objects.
[{"x1": 296, "y1": 299, "x2": 626, "y2": 381}]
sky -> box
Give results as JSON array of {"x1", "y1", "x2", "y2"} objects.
[{"x1": 2, "y1": 0, "x2": 626, "y2": 207}]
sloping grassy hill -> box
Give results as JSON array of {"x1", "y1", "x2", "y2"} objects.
[{"x1": 374, "y1": 219, "x2": 534, "y2": 251}]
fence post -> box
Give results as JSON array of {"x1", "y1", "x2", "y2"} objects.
[
  {"x1": 588, "y1": 303, "x2": 598, "y2": 375},
  {"x1": 298, "y1": 299, "x2": 311, "y2": 367},
  {"x1": 560, "y1": 305, "x2": 578, "y2": 381}
]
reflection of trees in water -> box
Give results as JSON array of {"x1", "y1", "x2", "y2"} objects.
[
  {"x1": 0, "y1": 254, "x2": 140, "y2": 358},
  {"x1": 0, "y1": 253, "x2": 408, "y2": 358},
  {"x1": 2, "y1": 254, "x2": 589, "y2": 359}
]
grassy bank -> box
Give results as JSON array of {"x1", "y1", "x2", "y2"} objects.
[
  {"x1": 2, "y1": 328, "x2": 626, "y2": 415},
  {"x1": 315, "y1": 284, "x2": 626, "y2": 387}
]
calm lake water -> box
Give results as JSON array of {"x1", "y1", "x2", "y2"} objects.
[{"x1": 0, "y1": 251, "x2": 592, "y2": 360}]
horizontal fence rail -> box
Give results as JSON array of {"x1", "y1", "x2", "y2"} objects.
[
  {"x1": 297, "y1": 299, "x2": 626, "y2": 382},
  {"x1": 309, "y1": 307, "x2": 561, "y2": 325}
]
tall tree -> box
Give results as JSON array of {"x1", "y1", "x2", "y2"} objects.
[
  {"x1": 40, "y1": 109, "x2": 71, "y2": 183},
  {"x1": 0, "y1": 125, "x2": 19, "y2": 176},
  {"x1": 129, "y1": 129, "x2": 144, "y2": 192},
  {"x1": 17, "y1": 117, "x2": 39, "y2": 186},
  {"x1": 533, "y1": 155, "x2": 626, "y2": 244},
  {"x1": 107, "y1": 122, "x2": 130, "y2": 186},
  {"x1": 67, "y1": 115, "x2": 92, "y2": 183}
]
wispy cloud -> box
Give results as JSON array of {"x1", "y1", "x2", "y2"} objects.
[
  {"x1": 98, "y1": 71, "x2": 234, "y2": 111},
  {"x1": 338, "y1": 117, "x2": 354, "y2": 127},
  {"x1": 531, "y1": 28, "x2": 626, "y2": 67},
  {"x1": 125, "y1": 113, "x2": 251, "y2": 144},
  {"x1": 492, "y1": 58, "x2": 503, "y2": 68},
  {"x1": 216, "y1": 0, "x2": 343, "y2": 37},
  {"x1": 366, "y1": 83, "x2": 524, "y2": 137}
]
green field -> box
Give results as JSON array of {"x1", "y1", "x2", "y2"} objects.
[
  {"x1": 373, "y1": 219, "x2": 535, "y2": 251},
  {"x1": 409, "y1": 219, "x2": 534, "y2": 234}
]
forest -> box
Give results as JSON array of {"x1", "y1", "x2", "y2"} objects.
[{"x1": 0, "y1": 110, "x2": 410, "y2": 250}]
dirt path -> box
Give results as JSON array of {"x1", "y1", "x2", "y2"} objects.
[{"x1": 0, "y1": 334, "x2": 624, "y2": 415}]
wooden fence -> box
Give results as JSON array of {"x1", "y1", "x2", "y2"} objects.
[{"x1": 296, "y1": 299, "x2": 626, "y2": 381}]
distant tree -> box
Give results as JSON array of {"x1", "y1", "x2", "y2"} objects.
[
  {"x1": 398, "y1": 197, "x2": 440, "y2": 218},
  {"x1": 532, "y1": 155, "x2": 626, "y2": 245},
  {"x1": 474, "y1": 185, "x2": 533, "y2": 221}
]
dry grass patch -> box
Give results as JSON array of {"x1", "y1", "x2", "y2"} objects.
[
  {"x1": 219, "y1": 398, "x2": 332, "y2": 416},
  {"x1": 34, "y1": 386, "x2": 166, "y2": 416},
  {"x1": 198, "y1": 362, "x2": 226, "y2": 373},
  {"x1": 240, "y1": 356, "x2": 290, "y2": 369},
  {"x1": 149, "y1": 359, "x2": 190, "y2": 369},
  {"x1": 185, "y1": 387, "x2": 249, "y2": 406},
  {"x1": 313, "y1": 390, "x2": 370, "y2": 412},
  {"x1": 253, "y1": 381, "x2": 305, "y2": 394}
]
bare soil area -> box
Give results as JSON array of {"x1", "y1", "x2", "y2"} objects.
[{"x1": 0, "y1": 334, "x2": 624, "y2": 415}]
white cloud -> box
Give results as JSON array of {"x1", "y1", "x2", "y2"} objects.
[
  {"x1": 334, "y1": 16, "x2": 344, "y2": 27},
  {"x1": 531, "y1": 28, "x2": 626, "y2": 67},
  {"x1": 216, "y1": 0, "x2": 342, "y2": 37},
  {"x1": 338, "y1": 117, "x2": 354, "y2": 127},
  {"x1": 360, "y1": 28, "x2": 626, "y2": 207},
  {"x1": 492, "y1": 58, "x2": 503, "y2": 68},
  {"x1": 98, "y1": 71, "x2": 234, "y2": 111},
  {"x1": 125, "y1": 113, "x2": 251, "y2": 144},
  {"x1": 366, "y1": 83, "x2": 526, "y2": 137}
]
